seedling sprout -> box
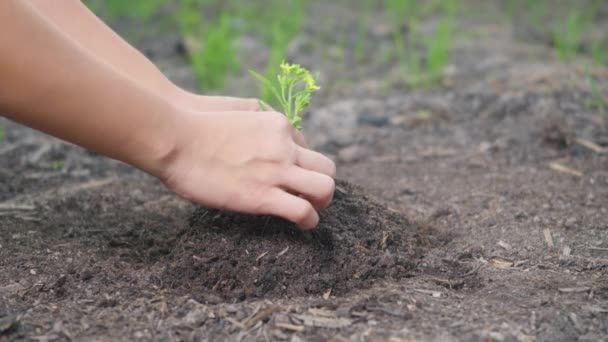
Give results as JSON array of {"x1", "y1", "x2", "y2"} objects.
[{"x1": 249, "y1": 61, "x2": 320, "y2": 130}]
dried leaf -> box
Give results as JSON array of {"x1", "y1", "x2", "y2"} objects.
[
  {"x1": 275, "y1": 323, "x2": 304, "y2": 332},
  {"x1": 414, "y1": 289, "x2": 442, "y2": 297},
  {"x1": 292, "y1": 315, "x2": 351, "y2": 329},
  {"x1": 543, "y1": 229, "x2": 554, "y2": 247},
  {"x1": 256, "y1": 251, "x2": 269, "y2": 261},
  {"x1": 497, "y1": 240, "x2": 512, "y2": 251},
  {"x1": 574, "y1": 138, "x2": 606, "y2": 154},
  {"x1": 489, "y1": 258, "x2": 514, "y2": 269},
  {"x1": 276, "y1": 247, "x2": 289, "y2": 257},
  {"x1": 548, "y1": 162, "x2": 583, "y2": 177},
  {"x1": 307, "y1": 308, "x2": 335, "y2": 318},
  {"x1": 559, "y1": 287, "x2": 591, "y2": 293}
]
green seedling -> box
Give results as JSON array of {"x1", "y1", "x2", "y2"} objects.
[
  {"x1": 0, "y1": 123, "x2": 5, "y2": 143},
  {"x1": 505, "y1": 0, "x2": 522, "y2": 18},
  {"x1": 176, "y1": 1, "x2": 240, "y2": 92},
  {"x1": 176, "y1": 0, "x2": 204, "y2": 35},
  {"x1": 586, "y1": 66, "x2": 607, "y2": 113},
  {"x1": 261, "y1": 23, "x2": 289, "y2": 105},
  {"x1": 425, "y1": 17, "x2": 453, "y2": 81},
  {"x1": 553, "y1": 11, "x2": 585, "y2": 61},
  {"x1": 384, "y1": 0, "x2": 456, "y2": 88},
  {"x1": 249, "y1": 61, "x2": 320, "y2": 130},
  {"x1": 591, "y1": 42, "x2": 606, "y2": 66},
  {"x1": 188, "y1": 14, "x2": 239, "y2": 91},
  {"x1": 385, "y1": 0, "x2": 416, "y2": 26},
  {"x1": 258, "y1": 0, "x2": 306, "y2": 104},
  {"x1": 355, "y1": 0, "x2": 375, "y2": 62}
]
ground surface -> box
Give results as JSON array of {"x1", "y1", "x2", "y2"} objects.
[{"x1": 1, "y1": 1, "x2": 608, "y2": 341}]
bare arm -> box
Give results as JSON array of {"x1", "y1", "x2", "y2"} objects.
[
  {"x1": 27, "y1": 0, "x2": 262, "y2": 112},
  {"x1": 1, "y1": 0, "x2": 176, "y2": 175}
]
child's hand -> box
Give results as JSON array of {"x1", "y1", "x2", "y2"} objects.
[{"x1": 160, "y1": 110, "x2": 336, "y2": 230}]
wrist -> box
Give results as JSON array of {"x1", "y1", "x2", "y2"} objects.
[
  {"x1": 125, "y1": 100, "x2": 184, "y2": 180},
  {"x1": 150, "y1": 77, "x2": 195, "y2": 111}
]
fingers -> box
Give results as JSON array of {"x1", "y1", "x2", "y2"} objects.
[
  {"x1": 204, "y1": 97, "x2": 271, "y2": 112},
  {"x1": 295, "y1": 146, "x2": 336, "y2": 177},
  {"x1": 261, "y1": 188, "x2": 319, "y2": 230},
  {"x1": 280, "y1": 166, "x2": 335, "y2": 210}
]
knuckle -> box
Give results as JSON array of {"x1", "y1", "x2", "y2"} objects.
[
  {"x1": 267, "y1": 144, "x2": 295, "y2": 165},
  {"x1": 249, "y1": 186, "x2": 275, "y2": 214},
  {"x1": 267, "y1": 136, "x2": 298, "y2": 163},
  {"x1": 265, "y1": 163, "x2": 288, "y2": 183}
]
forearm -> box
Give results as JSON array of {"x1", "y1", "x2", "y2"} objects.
[
  {"x1": 27, "y1": 0, "x2": 178, "y2": 98},
  {"x1": 0, "y1": 0, "x2": 177, "y2": 177}
]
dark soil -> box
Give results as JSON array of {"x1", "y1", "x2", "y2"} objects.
[
  {"x1": 164, "y1": 181, "x2": 423, "y2": 301},
  {"x1": 2, "y1": 1, "x2": 608, "y2": 341}
]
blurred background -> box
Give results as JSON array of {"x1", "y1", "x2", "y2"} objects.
[{"x1": 82, "y1": 0, "x2": 607, "y2": 108}]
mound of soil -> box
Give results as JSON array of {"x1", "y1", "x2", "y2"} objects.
[{"x1": 161, "y1": 180, "x2": 422, "y2": 301}]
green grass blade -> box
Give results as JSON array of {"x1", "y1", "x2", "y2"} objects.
[{"x1": 249, "y1": 70, "x2": 284, "y2": 109}]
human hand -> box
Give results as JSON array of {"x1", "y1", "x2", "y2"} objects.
[
  {"x1": 159, "y1": 110, "x2": 336, "y2": 230},
  {"x1": 173, "y1": 87, "x2": 268, "y2": 112}
]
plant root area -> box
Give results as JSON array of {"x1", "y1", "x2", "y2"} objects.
[
  {"x1": 166, "y1": 181, "x2": 428, "y2": 301},
  {"x1": 2, "y1": 2, "x2": 608, "y2": 341}
]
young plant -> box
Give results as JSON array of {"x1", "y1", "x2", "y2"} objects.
[
  {"x1": 553, "y1": 11, "x2": 584, "y2": 62},
  {"x1": 0, "y1": 123, "x2": 5, "y2": 143},
  {"x1": 425, "y1": 17, "x2": 453, "y2": 81},
  {"x1": 188, "y1": 14, "x2": 239, "y2": 92},
  {"x1": 249, "y1": 61, "x2": 320, "y2": 130},
  {"x1": 176, "y1": 0, "x2": 204, "y2": 36},
  {"x1": 385, "y1": 0, "x2": 416, "y2": 27},
  {"x1": 355, "y1": 0, "x2": 375, "y2": 63},
  {"x1": 591, "y1": 42, "x2": 606, "y2": 66},
  {"x1": 261, "y1": 23, "x2": 289, "y2": 106},
  {"x1": 257, "y1": 0, "x2": 306, "y2": 105},
  {"x1": 505, "y1": 0, "x2": 521, "y2": 18},
  {"x1": 586, "y1": 66, "x2": 607, "y2": 113}
]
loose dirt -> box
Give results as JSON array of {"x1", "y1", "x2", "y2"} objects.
[{"x1": 163, "y1": 181, "x2": 423, "y2": 301}]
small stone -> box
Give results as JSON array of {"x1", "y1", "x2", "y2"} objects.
[
  {"x1": 497, "y1": 241, "x2": 512, "y2": 251},
  {"x1": 306, "y1": 100, "x2": 359, "y2": 148},
  {"x1": 486, "y1": 331, "x2": 505, "y2": 341},
  {"x1": 563, "y1": 217, "x2": 577, "y2": 229},
  {"x1": 358, "y1": 112, "x2": 388, "y2": 127},
  {"x1": 338, "y1": 145, "x2": 364, "y2": 163},
  {"x1": 560, "y1": 246, "x2": 572, "y2": 260}
]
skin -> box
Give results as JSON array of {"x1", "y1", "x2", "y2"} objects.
[
  {"x1": 26, "y1": 0, "x2": 262, "y2": 112},
  {"x1": 0, "y1": 0, "x2": 335, "y2": 230}
]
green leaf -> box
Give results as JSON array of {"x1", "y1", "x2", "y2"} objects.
[
  {"x1": 250, "y1": 62, "x2": 320, "y2": 130},
  {"x1": 257, "y1": 100, "x2": 269, "y2": 111},
  {"x1": 249, "y1": 69, "x2": 283, "y2": 106}
]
